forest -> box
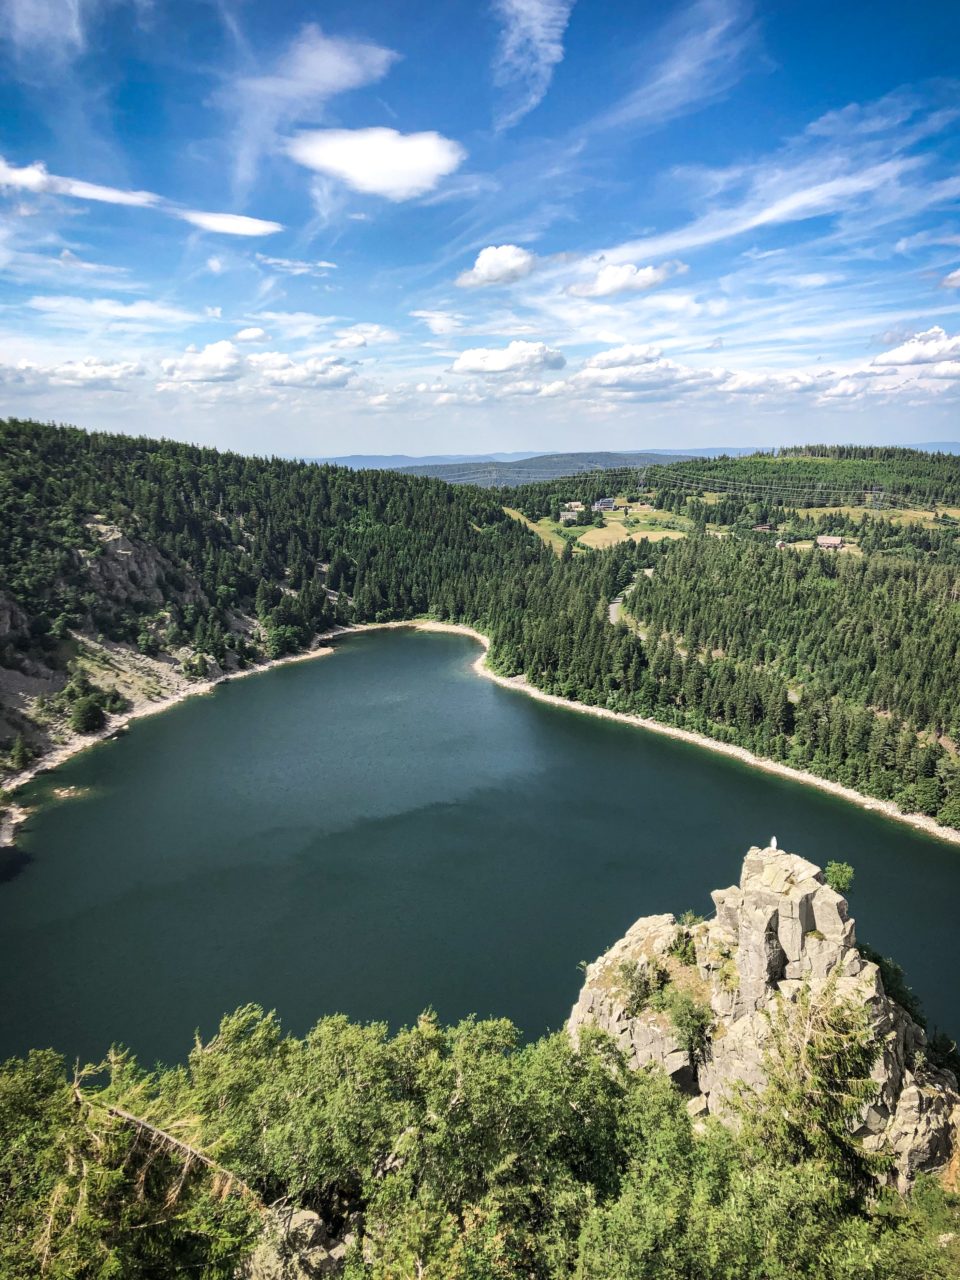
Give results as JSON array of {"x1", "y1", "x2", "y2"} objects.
[
  {"x1": 2, "y1": 422, "x2": 960, "y2": 1275},
  {"x1": 2, "y1": 990, "x2": 959, "y2": 1279},
  {"x1": 2, "y1": 421, "x2": 960, "y2": 832}
]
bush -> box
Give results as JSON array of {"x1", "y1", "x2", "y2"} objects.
[
  {"x1": 70, "y1": 695, "x2": 106, "y2": 734},
  {"x1": 824, "y1": 860, "x2": 854, "y2": 894},
  {"x1": 9, "y1": 732, "x2": 31, "y2": 771},
  {"x1": 652, "y1": 987, "x2": 713, "y2": 1065},
  {"x1": 667, "y1": 928, "x2": 698, "y2": 967},
  {"x1": 617, "y1": 960, "x2": 667, "y2": 1017}
]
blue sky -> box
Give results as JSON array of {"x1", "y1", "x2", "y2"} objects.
[{"x1": 1, "y1": 0, "x2": 959, "y2": 456}]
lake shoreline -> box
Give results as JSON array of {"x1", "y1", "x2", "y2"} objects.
[
  {"x1": 0, "y1": 635, "x2": 346, "y2": 848},
  {"x1": 4, "y1": 617, "x2": 959, "y2": 852},
  {"x1": 400, "y1": 622, "x2": 960, "y2": 851}
]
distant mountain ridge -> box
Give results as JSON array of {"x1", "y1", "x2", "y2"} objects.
[
  {"x1": 313, "y1": 451, "x2": 545, "y2": 468},
  {"x1": 309, "y1": 447, "x2": 762, "y2": 480},
  {"x1": 310, "y1": 444, "x2": 960, "y2": 478},
  {"x1": 395, "y1": 451, "x2": 701, "y2": 487}
]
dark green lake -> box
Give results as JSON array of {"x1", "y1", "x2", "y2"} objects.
[{"x1": 2, "y1": 629, "x2": 958, "y2": 1067}]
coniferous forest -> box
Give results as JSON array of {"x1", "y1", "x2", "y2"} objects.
[
  {"x1": 2, "y1": 419, "x2": 960, "y2": 830},
  {"x1": 2, "y1": 420, "x2": 960, "y2": 1277}
]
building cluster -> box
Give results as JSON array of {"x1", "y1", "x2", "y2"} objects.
[{"x1": 559, "y1": 501, "x2": 585, "y2": 524}]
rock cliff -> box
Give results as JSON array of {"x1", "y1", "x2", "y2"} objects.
[{"x1": 568, "y1": 843, "x2": 960, "y2": 1188}]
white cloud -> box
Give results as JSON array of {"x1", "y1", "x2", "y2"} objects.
[
  {"x1": 178, "y1": 210, "x2": 283, "y2": 237},
  {"x1": 234, "y1": 326, "x2": 269, "y2": 343},
  {"x1": 247, "y1": 351, "x2": 354, "y2": 389},
  {"x1": 48, "y1": 356, "x2": 145, "y2": 387},
  {"x1": 27, "y1": 294, "x2": 199, "y2": 331},
  {"x1": 872, "y1": 327, "x2": 960, "y2": 367},
  {"x1": 0, "y1": 354, "x2": 144, "y2": 391},
  {"x1": 456, "y1": 243, "x2": 536, "y2": 288},
  {"x1": 225, "y1": 24, "x2": 399, "y2": 195},
  {"x1": 332, "y1": 323, "x2": 399, "y2": 349},
  {"x1": 571, "y1": 356, "x2": 718, "y2": 396},
  {"x1": 491, "y1": 0, "x2": 575, "y2": 130},
  {"x1": 0, "y1": 156, "x2": 284, "y2": 236},
  {"x1": 567, "y1": 260, "x2": 686, "y2": 297},
  {"x1": 255, "y1": 252, "x2": 337, "y2": 276},
  {"x1": 160, "y1": 341, "x2": 245, "y2": 384},
  {"x1": 451, "y1": 339, "x2": 565, "y2": 375},
  {"x1": 410, "y1": 309, "x2": 464, "y2": 335},
  {"x1": 286, "y1": 128, "x2": 466, "y2": 201},
  {"x1": 583, "y1": 344, "x2": 662, "y2": 369},
  {"x1": 942, "y1": 269, "x2": 960, "y2": 289},
  {"x1": 0, "y1": 155, "x2": 159, "y2": 207},
  {"x1": 206, "y1": 256, "x2": 224, "y2": 274}
]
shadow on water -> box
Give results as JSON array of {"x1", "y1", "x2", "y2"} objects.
[{"x1": 0, "y1": 847, "x2": 31, "y2": 884}]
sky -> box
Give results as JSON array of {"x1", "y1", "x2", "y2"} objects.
[{"x1": 1, "y1": 0, "x2": 959, "y2": 457}]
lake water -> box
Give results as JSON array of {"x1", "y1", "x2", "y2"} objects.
[{"x1": 2, "y1": 629, "x2": 958, "y2": 1067}]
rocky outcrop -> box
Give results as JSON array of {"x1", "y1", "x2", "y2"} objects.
[
  {"x1": 0, "y1": 593, "x2": 29, "y2": 647},
  {"x1": 238, "y1": 1208, "x2": 354, "y2": 1280},
  {"x1": 81, "y1": 520, "x2": 208, "y2": 614},
  {"x1": 568, "y1": 843, "x2": 960, "y2": 1188}
]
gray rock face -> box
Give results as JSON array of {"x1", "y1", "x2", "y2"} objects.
[
  {"x1": 238, "y1": 1208, "x2": 354, "y2": 1280},
  {"x1": 568, "y1": 844, "x2": 960, "y2": 1189},
  {"x1": 0, "y1": 593, "x2": 28, "y2": 646}
]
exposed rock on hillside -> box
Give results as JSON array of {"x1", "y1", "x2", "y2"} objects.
[
  {"x1": 81, "y1": 520, "x2": 209, "y2": 614},
  {"x1": 569, "y1": 844, "x2": 960, "y2": 1188},
  {"x1": 239, "y1": 1208, "x2": 354, "y2": 1280}
]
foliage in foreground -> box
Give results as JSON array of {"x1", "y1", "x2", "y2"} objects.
[{"x1": 2, "y1": 989, "x2": 959, "y2": 1280}]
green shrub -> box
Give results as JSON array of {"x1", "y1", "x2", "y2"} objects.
[
  {"x1": 70, "y1": 695, "x2": 106, "y2": 734},
  {"x1": 651, "y1": 987, "x2": 713, "y2": 1065},
  {"x1": 824, "y1": 860, "x2": 855, "y2": 894},
  {"x1": 617, "y1": 960, "x2": 668, "y2": 1017}
]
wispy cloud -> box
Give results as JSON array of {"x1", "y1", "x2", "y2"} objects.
[
  {"x1": 604, "y1": 158, "x2": 924, "y2": 262},
  {"x1": 0, "y1": 155, "x2": 283, "y2": 236},
  {"x1": 220, "y1": 24, "x2": 399, "y2": 197},
  {"x1": 26, "y1": 293, "x2": 201, "y2": 333},
  {"x1": 491, "y1": 0, "x2": 575, "y2": 130},
  {"x1": 0, "y1": 155, "x2": 158, "y2": 206},
  {"x1": 255, "y1": 252, "x2": 337, "y2": 277},
  {"x1": 588, "y1": 0, "x2": 756, "y2": 134},
  {"x1": 0, "y1": 0, "x2": 92, "y2": 63}
]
